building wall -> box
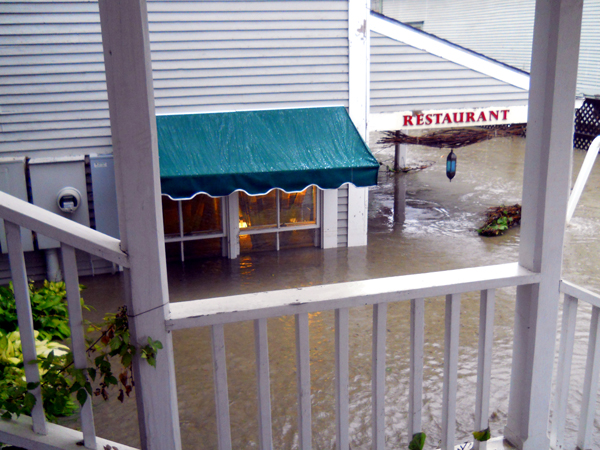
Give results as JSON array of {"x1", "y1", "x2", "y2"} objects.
[
  {"x1": 0, "y1": 0, "x2": 360, "y2": 257},
  {"x1": 370, "y1": 31, "x2": 529, "y2": 113},
  {"x1": 0, "y1": 0, "x2": 351, "y2": 159},
  {"x1": 579, "y1": 0, "x2": 600, "y2": 97},
  {"x1": 376, "y1": 0, "x2": 600, "y2": 97}
]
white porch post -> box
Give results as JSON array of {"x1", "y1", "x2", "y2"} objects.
[
  {"x1": 348, "y1": 0, "x2": 369, "y2": 138},
  {"x1": 504, "y1": 1, "x2": 583, "y2": 449},
  {"x1": 98, "y1": 1, "x2": 181, "y2": 449},
  {"x1": 321, "y1": 189, "x2": 339, "y2": 249},
  {"x1": 347, "y1": 185, "x2": 369, "y2": 247},
  {"x1": 347, "y1": 0, "x2": 370, "y2": 248}
]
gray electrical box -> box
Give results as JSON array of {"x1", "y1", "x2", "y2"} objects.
[
  {"x1": 29, "y1": 156, "x2": 90, "y2": 250},
  {"x1": 90, "y1": 154, "x2": 120, "y2": 239},
  {"x1": 0, "y1": 157, "x2": 34, "y2": 253}
]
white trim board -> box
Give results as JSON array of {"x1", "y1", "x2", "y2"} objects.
[{"x1": 370, "y1": 13, "x2": 530, "y2": 91}]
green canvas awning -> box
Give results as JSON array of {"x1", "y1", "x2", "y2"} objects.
[{"x1": 157, "y1": 107, "x2": 379, "y2": 199}]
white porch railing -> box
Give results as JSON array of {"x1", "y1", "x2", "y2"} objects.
[
  {"x1": 2, "y1": 187, "x2": 600, "y2": 450},
  {"x1": 551, "y1": 280, "x2": 600, "y2": 450},
  {"x1": 0, "y1": 188, "x2": 548, "y2": 450},
  {"x1": 167, "y1": 263, "x2": 541, "y2": 450},
  {"x1": 0, "y1": 191, "x2": 134, "y2": 450}
]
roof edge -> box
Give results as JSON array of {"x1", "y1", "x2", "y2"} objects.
[{"x1": 370, "y1": 12, "x2": 530, "y2": 91}]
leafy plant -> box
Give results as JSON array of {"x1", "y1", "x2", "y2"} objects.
[
  {"x1": 473, "y1": 427, "x2": 491, "y2": 442},
  {"x1": 408, "y1": 432, "x2": 426, "y2": 450},
  {"x1": 87, "y1": 306, "x2": 161, "y2": 403},
  {"x1": 0, "y1": 280, "x2": 87, "y2": 342},
  {"x1": 0, "y1": 330, "x2": 77, "y2": 420},
  {"x1": 0, "y1": 281, "x2": 162, "y2": 422}
]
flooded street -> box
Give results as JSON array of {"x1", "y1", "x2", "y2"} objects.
[{"x1": 78, "y1": 134, "x2": 600, "y2": 449}]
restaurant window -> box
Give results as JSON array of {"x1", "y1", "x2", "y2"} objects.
[
  {"x1": 238, "y1": 186, "x2": 319, "y2": 253},
  {"x1": 162, "y1": 194, "x2": 225, "y2": 261}
]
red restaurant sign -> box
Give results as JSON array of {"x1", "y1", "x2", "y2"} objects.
[
  {"x1": 369, "y1": 106, "x2": 528, "y2": 132},
  {"x1": 402, "y1": 109, "x2": 510, "y2": 127}
]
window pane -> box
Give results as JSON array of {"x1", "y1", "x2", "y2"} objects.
[
  {"x1": 239, "y1": 233, "x2": 276, "y2": 253},
  {"x1": 239, "y1": 190, "x2": 277, "y2": 229},
  {"x1": 162, "y1": 196, "x2": 180, "y2": 236},
  {"x1": 181, "y1": 195, "x2": 222, "y2": 235},
  {"x1": 184, "y1": 238, "x2": 223, "y2": 259},
  {"x1": 279, "y1": 229, "x2": 316, "y2": 250},
  {"x1": 280, "y1": 186, "x2": 316, "y2": 226}
]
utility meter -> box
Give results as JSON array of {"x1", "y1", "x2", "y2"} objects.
[{"x1": 56, "y1": 187, "x2": 82, "y2": 213}]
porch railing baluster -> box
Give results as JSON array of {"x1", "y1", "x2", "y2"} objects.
[
  {"x1": 295, "y1": 312, "x2": 312, "y2": 450},
  {"x1": 577, "y1": 305, "x2": 600, "y2": 450},
  {"x1": 441, "y1": 293, "x2": 460, "y2": 450},
  {"x1": 61, "y1": 243, "x2": 97, "y2": 449},
  {"x1": 5, "y1": 221, "x2": 47, "y2": 435},
  {"x1": 254, "y1": 318, "x2": 273, "y2": 450},
  {"x1": 335, "y1": 307, "x2": 350, "y2": 450},
  {"x1": 211, "y1": 323, "x2": 232, "y2": 450},
  {"x1": 474, "y1": 289, "x2": 495, "y2": 450},
  {"x1": 408, "y1": 298, "x2": 424, "y2": 440},
  {"x1": 550, "y1": 293, "x2": 578, "y2": 450},
  {"x1": 372, "y1": 302, "x2": 387, "y2": 450}
]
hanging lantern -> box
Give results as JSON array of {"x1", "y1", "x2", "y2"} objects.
[{"x1": 446, "y1": 149, "x2": 457, "y2": 181}]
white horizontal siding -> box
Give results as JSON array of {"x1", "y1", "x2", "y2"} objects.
[
  {"x1": 370, "y1": 32, "x2": 529, "y2": 113},
  {"x1": 0, "y1": 1, "x2": 108, "y2": 157},
  {"x1": 0, "y1": 250, "x2": 116, "y2": 284},
  {"x1": 147, "y1": 0, "x2": 349, "y2": 115},
  {"x1": 380, "y1": 0, "x2": 534, "y2": 73},
  {"x1": 379, "y1": 0, "x2": 599, "y2": 97},
  {"x1": 0, "y1": 0, "x2": 350, "y2": 158},
  {"x1": 578, "y1": 1, "x2": 600, "y2": 97}
]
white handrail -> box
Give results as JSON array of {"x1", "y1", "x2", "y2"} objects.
[
  {"x1": 560, "y1": 279, "x2": 600, "y2": 308},
  {"x1": 167, "y1": 262, "x2": 540, "y2": 330},
  {"x1": 554, "y1": 280, "x2": 600, "y2": 450},
  {"x1": 566, "y1": 135, "x2": 600, "y2": 223},
  {"x1": 0, "y1": 191, "x2": 129, "y2": 267}
]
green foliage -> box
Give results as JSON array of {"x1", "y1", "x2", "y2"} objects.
[
  {"x1": 477, "y1": 204, "x2": 521, "y2": 237},
  {"x1": 477, "y1": 215, "x2": 512, "y2": 235},
  {"x1": 0, "y1": 330, "x2": 74, "y2": 420},
  {"x1": 87, "y1": 306, "x2": 139, "y2": 403},
  {"x1": 408, "y1": 432, "x2": 426, "y2": 450},
  {"x1": 0, "y1": 281, "x2": 162, "y2": 422},
  {"x1": 0, "y1": 280, "x2": 87, "y2": 342},
  {"x1": 473, "y1": 427, "x2": 491, "y2": 442}
]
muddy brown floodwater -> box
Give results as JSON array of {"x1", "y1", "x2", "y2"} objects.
[{"x1": 73, "y1": 134, "x2": 600, "y2": 449}]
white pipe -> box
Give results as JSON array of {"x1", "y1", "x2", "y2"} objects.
[
  {"x1": 45, "y1": 248, "x2": 62, "y2": 282},
  {"x1": 566, "y1": 136, "x2": 600, "y2": 223}
]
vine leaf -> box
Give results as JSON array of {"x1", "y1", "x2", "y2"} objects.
[
  {"x1": 408, "y1": 431, "x2": 426, "y2": 450},
  {"x1": 473, "y1": 426, "x2": 491, "y2": 442}
]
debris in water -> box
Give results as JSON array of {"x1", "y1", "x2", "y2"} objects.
[
  {"x1": 477, "y1": 204, "x2": 521, "y2": 236},
  {"x1": 378, "y1": 125, "x2": 527, "y2": 149},
  {"x1": 384, "y1": 160, "x2": 435, "y2": 173}
]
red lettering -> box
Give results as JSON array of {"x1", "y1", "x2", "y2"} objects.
[
  {"x1": 403, "y1": 115, "x2": 414, "y2": 126},
  {"x1": 477, "y1": 112, "x2": 487, "y2": 122},
  {"x1": 442, "y1": 113, "x2": 452, "y2": 124},
  {"x1": 434, "y1": 113, "x2": 443, "y2": 124},
  {"x1": 466, "y1": 112, "x2": 475, "y2": 122},
  {"x1": 416, "y1": 114, "x2": 424, "y2": 125},
  {"x1": 453, "y1": 112, "x2": 464, "y2": 123},
  {"x1": 489, "y1": 110, "x2": 499, "y2": 120},
  {"x1": 425, "y1": 114, "x2": 433, "y2": 125},
  {"x1": 501, "y1": 109, "x2": 509, "y2": 120}
]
